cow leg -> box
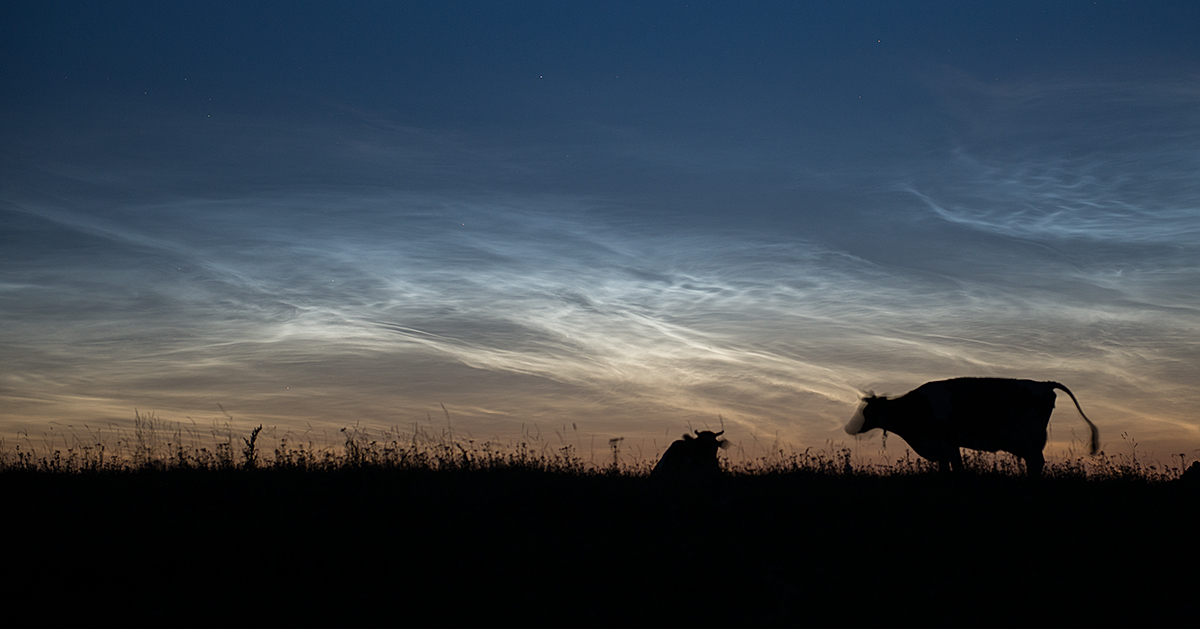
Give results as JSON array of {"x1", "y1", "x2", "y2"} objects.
[
  {"x1": 1024, "y1": 452, "x2": 1045, "y2": 478},
  {"x1": 938, "y1": 449, "x2": 964, "y2": 473}
]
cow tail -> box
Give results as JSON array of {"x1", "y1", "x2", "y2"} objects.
[{"x1": 1049, "y1": 382, "x2": 1100, "y2": 455}]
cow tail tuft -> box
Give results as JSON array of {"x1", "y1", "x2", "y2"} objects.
[{"x1": 1050, "y1": 382, "x2": 1100, "y2": 456}]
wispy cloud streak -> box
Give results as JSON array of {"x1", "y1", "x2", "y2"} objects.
[
  {"x1": 5, "y1": 179, "x2": 1197, "y2": 451},
  {"x1": 910, "y1": 74, "x2": 1200, "y2": 246}
]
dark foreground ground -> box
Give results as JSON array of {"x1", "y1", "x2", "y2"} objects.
[{"x1": 4, "y1": 468, "x2": 1198, "y2": 625}]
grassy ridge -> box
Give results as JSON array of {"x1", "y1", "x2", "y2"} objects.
[{"x1": 3, "y1": 422, "x2": 1198, "y2": 623}]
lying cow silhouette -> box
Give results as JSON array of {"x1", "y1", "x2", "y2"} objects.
[
  {"x1": 845, "y1": 377, "x2": 1099, "y2": 477},
  {"x1": 651, "y1": 430, "x2": 727, "y2": 479}
]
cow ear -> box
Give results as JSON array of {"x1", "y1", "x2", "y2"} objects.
[{"x1": 682, "y1": 433, "x2": 693, "y2": 440}]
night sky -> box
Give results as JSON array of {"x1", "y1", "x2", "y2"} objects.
[{"x1": 3, "y1": 1, "x2": 1199, "y2": 463}]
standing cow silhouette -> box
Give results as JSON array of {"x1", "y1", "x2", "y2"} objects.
[{"x1": 845, "y1": 377, "x2": 1100, "y2": 476}]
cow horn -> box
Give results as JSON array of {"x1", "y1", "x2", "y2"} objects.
[{"x1": 714, "y1": 430, "x2": 724, "y2": 437}]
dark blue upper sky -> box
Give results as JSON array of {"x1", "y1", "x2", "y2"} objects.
[
  {"x1": 6, "y1": 2, "x2": 1194, "y2": 147},
  {"x1": 3, "y1": 1, "x2": 1199, "y2": 460}
]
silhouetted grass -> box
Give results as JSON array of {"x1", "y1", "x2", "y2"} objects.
[
  {"x1": 3, "y1": 416, "x2": 1197, "y2": 624},
  {"x1": 3, "y1": 412, "x2": 1189, "y2": 480}
]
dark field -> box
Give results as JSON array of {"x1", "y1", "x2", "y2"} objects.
[{"x1": 4, "y1": 430, "x2": 1198, "y2": 625}]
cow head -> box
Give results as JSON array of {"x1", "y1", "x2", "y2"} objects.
[
  {"x1": 685, "y1": 429, "x2": 727, "y2": 449},
  {"x1": 845, "y1": 393, "x2": 886, "y2": 435}
]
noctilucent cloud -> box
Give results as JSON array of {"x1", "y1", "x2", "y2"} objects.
[{"x1": 3, "y1": 2, "x2": 1199, "y2": 462}]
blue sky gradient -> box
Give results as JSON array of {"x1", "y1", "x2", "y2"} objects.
[{"x1": 3, "y1": 2, "x2": 1199, "y2": 461}]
